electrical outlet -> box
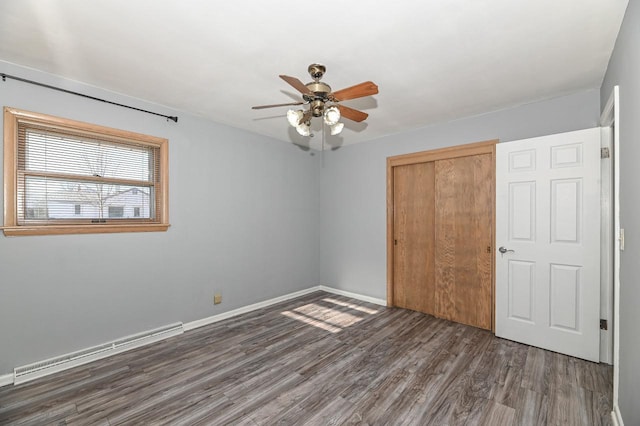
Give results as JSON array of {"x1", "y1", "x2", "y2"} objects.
[{"x1": 214, "y1": 294, "x2": 222, "y2": 305}]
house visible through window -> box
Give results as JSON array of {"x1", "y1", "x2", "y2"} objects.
[{"x1": 3, "y1": 107, "x2": 170, "y2": 236}]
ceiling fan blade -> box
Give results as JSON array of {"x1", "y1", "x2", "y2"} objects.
[
  {"x1": 338, "y1": 105, "x2": 369, "y2": 122},
  {"x1": 251, "y1": 102, "x2": 304, "y2": 110},
  {"x1": 332, "y1": 81, "x2": 379, "y2": 101},
  {"x1": 279, "y1": 75, "x2": 314, "y2": 96}
]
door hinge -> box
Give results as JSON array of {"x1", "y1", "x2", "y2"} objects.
[
  {"x1": 601, "y1": 147, "x2": 610, "y2": 159},
  {"x1": 600, "y1": 319, "x2": 608, "y2": 330}
]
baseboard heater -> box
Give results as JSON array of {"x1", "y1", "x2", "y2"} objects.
[{"x1": 13, "y1": 322, "x2": 184, "y2": 385}]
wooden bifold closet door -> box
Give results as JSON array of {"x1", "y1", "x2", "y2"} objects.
[{"x1": 388, "y1": 141, "x2": 495, "y2": 331}]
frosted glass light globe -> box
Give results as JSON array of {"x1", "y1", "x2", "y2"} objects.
[
  {"x1": 323, "y1": 106, "x2": 341, "y2": 126},
  {"x1": 330, "y1": 122, "x2": 344, "y2": 135},
  {"x1": 287, "y1": 109, "x2": 303, "y2": 127},
  {"x1": 296, "y1": 122, "x2": 311, "y2": 136}
]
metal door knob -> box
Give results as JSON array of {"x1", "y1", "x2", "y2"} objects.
[{"x1": 499, "y1": 246, "x2": 515, "y2": 256}]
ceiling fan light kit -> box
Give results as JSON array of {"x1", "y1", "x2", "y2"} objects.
[{"x1": 252, "y1": 63, "x2": 378, "y2": 139}]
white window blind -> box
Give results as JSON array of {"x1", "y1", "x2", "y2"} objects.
[{"x1": 17, "y1": 123, "x2": 160, "y2": 224}]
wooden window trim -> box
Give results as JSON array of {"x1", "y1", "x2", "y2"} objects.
[{"x1": 3, "y1": 107, "x2": 170, "y2": 236}]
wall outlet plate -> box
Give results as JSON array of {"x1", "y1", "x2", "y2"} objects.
[{"x1": 214, "y1": 294, "x2": 222, "y2": 305}]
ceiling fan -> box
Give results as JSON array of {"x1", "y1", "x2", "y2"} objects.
[{"x1": 252, "y1": 64, "x2": 378, "y2": 136}]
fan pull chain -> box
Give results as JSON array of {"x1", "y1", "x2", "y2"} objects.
[{"x1": 322, "y1": 120, "x2": 326, "y2": 167}]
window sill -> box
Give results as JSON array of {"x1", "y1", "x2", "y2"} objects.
[{"x1": 2, "y1": 223, "x2": 170, "y2": 236}]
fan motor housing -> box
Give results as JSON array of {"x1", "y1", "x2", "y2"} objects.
[{"x1": 304, "y1": 82, "x2": 332, "y2": 103}]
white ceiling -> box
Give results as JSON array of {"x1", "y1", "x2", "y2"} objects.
[{"x1": 0, "y1": 1, "x2": 628, "y2": 150}]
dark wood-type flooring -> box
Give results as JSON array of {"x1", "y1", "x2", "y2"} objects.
[{"x1": 0, "y1": 291, "x2": 613, "y2": 425}]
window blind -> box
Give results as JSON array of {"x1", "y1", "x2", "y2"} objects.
[{"x1": 16, "y1": 121, "x2": 161, "y2": 224}]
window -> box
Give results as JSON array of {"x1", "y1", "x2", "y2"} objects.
[
  {"x1": 3, "y1": 107, "x2": 170, "y2": 236},
  {"x1": 108, "y1": 206, "x2": 124, "y2": 218}
]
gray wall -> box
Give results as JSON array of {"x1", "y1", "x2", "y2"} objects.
[
  {"x1": 0, "y1": 61, "x2": 320, "y2": 374},
  {"x1": 601, "y1": 1, "x2": 640, "y2": 423},
  {"x1": 320, "y1": 89, "x2": 601, "y2": 300}
]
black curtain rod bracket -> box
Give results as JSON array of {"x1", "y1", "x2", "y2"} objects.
[{"x1": 1, "y1": 72, "x2": 178, "y2": 123}]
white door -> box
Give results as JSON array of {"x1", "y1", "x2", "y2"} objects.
[{"x1": 495, "y1": 128, "x2": 601, "y2": 362}]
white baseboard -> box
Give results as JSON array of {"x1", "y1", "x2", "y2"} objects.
[
  {"x1": 318, "y1": 285, "x2": 387, "y2": 306},
  {"x1": 0, "y1": 373, "x2": 14, "y2": 387},
  {"x1": 612, "y1": 404, "x2": 624, "y2": 426},
  {"x1": 184, "y1": 285, "x2": 387, "y2": 331},
  {"x1": 183, "y1": 287, "x2": 322, "y2": 331}
]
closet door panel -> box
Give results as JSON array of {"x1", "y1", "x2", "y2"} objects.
[
  {"x1": 392, "y1": 162, "x2": 435, "y2": 314},
  {"x1": 435, "y1": 154, "x2": 493, "y2": 330}
]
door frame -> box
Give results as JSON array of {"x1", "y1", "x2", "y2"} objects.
[
  {"x1": 600, "y1": 125, "x2": 614, "y2": 365},
  {"x1": 386, "y1": 139, "x2": 497, "y2": 327},
  {"x1": 601, "y1": 85, "x2": 620, "y2": 423}
]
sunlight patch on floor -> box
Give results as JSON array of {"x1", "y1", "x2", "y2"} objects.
[
  {"x1": 281, "y1": 298, "x2": 380, "y2": 333},
  {"x1": 321, "y1": 297, "x2": 380, "y2": 315},
  {"x1": 281, "y1": 310, "x2": 343, "y2": 333}
]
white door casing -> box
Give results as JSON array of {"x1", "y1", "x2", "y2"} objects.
[
  {"x1": 600, "y1": 85, "x2": 620, "y2": 422},
  {"x1": 599, "y1": 125, "x2": 613, "y2": 365},
  {"x1": 495, "y1": 128, "x2": 601, "y2": 362}
]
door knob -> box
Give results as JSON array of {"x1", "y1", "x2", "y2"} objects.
[{"x1": 498, "y1": 246, "x2": 515, "y2": 257}]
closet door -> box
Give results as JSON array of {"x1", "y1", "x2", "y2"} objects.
[
  {"x1": 392, "y1": 162, "x2": 435, "y2": 314},
  {"x1": 434, "y1": 154, "x2": 493, "y2": 330}
]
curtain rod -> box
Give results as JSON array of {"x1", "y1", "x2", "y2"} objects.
[{"x1": 1, "y1": 72, "x2": 178, "y2": 123}]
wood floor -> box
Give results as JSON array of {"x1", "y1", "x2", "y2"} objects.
[{"x1": 0, "y1": 291, "x2": 613, "y2": 425}]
